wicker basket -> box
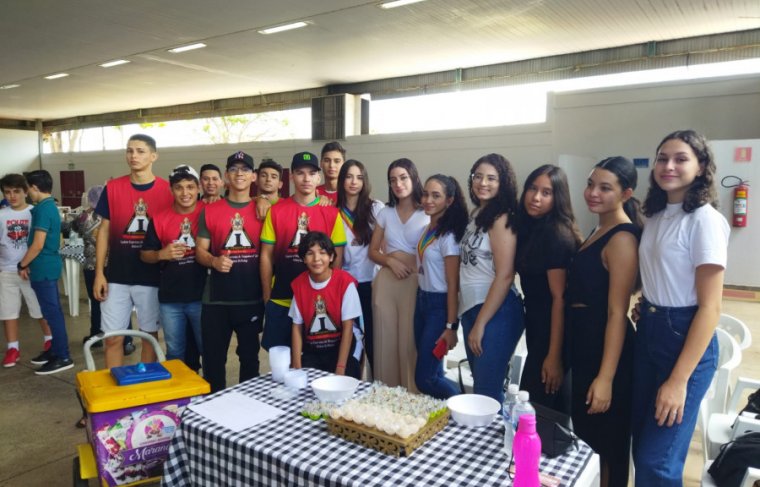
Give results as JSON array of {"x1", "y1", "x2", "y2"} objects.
[{"x1": 325, "y1": 410, "x2": 450, "y2": 456}]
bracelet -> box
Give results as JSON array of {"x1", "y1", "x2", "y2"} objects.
[{"x1": 336, "y1": 363, "x2": 346, "y2": 369}]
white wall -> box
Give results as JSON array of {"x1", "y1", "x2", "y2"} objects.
[
  {"x1": 39, "y1": 74, "x2": 760, "y2": 285},
  {"x1": 712, "y1": 139, "x2": 760, "y2": 288},
  {"x1": 0, "y1": 128, "x2": 39, "y2": 175}
]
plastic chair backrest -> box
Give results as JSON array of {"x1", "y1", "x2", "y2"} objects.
[
  {"x1": 699, "y1": 329, "x2": 742, "y2": 460},
  {"x1": 719, "y1": 313, "x2": 752, "y2": 351},
  {"x1": 741, "y1": 466, "x2": 760, "y2": 487}
]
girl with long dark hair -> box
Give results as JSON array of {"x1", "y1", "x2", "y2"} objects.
[
  {"x1": 337, "y1": 160, "x2": 384, "y2": 372},
  {"x1": 459, "y1": 153, "x2": 524, "y2": 403},
  {"x1": 369, "y1": 158, "x2": 428, "y2": 390},
  {"x1": 566, "y1": 156, "x2": 642, "y2": 487},
  {"x1": 632, "y1": 131, "x2": 729, "y2": 486},
  {"x1": 515, "y1": 165, "x2": 580, "y2": 412},
  {"x1": 413, "y1": 174, "x2": 468, "y2": 399}
]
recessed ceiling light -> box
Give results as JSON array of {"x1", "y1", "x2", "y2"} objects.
[
  {"x1": 168, "y1": 43, "x2": 207, "y2": 53},
  {"x1": 44, "y1": 73, "x2": 69, "y2": 80},
  {"x1": 99, "y1": 59, "x2": 130, "y2": 68},
  {"x1": 379, "y1": 0, "x2": 426, "y2": 9},
  {"x1": 258, "y1": 21, "x2": 309, "y2": 35},
  {"x1": 0, "y1": 84, "x2": 20, "y2": 90}
]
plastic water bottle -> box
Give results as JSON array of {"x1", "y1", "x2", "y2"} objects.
[
  {"x1": 511, "y1": 390, "x2": 535, "y2": 433},
  {"x1": 503, "y1": 384, "x2": 520, "y2": 457},
  {"x1": 513, "y1": 414, "x2": 542, "y2": 487}
]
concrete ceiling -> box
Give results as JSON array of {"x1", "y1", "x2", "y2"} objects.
[{"x1": 1, "y1": 0, "x2": 758, "y2": 121}]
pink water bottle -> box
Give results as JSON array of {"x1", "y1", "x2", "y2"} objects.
[{"x1": 513, "y1": 414, "x2": 541, "y2": 487}]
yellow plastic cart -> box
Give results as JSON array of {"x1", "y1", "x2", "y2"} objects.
[{"x1": 73, "y1": 331, "x2": 209, "y2": 486}]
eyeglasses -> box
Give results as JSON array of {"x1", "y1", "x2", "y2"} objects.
[
  {"x1": 471, "y1": 173, "x2": 498, "y2": 184},
  {"x1": 227, "y1": 166, "x2": 253, "y2": 174}
]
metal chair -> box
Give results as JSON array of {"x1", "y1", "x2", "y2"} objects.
[
  {"x1": 718, "y1": 313, "x2": 752, "y2": 350},
  {"x1": 698, "y1": 328, "x2": 742, "y2": 461}
]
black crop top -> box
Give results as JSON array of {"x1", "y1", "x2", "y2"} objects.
[{"x1": 565, "y1": 223, "x2": 640, "y2": 309}]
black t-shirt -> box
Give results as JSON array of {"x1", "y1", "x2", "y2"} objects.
[{"x1": 516, "y1": 219, "x2": 577, "y2": 312}]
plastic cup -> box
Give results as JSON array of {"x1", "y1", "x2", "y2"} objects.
[{"x1": 269, "y1": 346, "x2": 290, "y2": 383}]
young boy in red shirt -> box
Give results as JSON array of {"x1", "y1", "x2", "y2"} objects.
[{"x1": 290, "y1": 231, "x2": 361, "y2": 378}]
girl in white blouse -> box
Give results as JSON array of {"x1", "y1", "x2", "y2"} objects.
[
  {"x1": 632, "y1": 130, "x2": 730, "y2": 486},
  {"x1": 369, "y1": 158, "x2": 428, "y2": 390}
]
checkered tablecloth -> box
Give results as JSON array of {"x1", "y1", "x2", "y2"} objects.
[
  {"x1": 60, "y1": 242, "x2": 85, "y2": 264},
  {"x1": 162, "y1": 369, "x2": 594, "y2": 486}
]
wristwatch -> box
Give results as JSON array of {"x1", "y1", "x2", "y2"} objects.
[
  {"x1": 17, "y1": 262, "x2": 27, "y2": 271},
  {"x1": 445, "y1": 322, "x2": 459, "y2": 331}
]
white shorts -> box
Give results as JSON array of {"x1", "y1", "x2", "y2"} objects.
[
  {"x1": 100, "y1": 283, "x2": 160, "y2": 333},
  {"x1": 0, "y1": 271, "x2": 43, "y2": 320}
]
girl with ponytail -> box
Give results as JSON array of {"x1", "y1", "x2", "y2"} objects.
[
  {"x1": 413, "y1": 175, "x2": 468, "y2": 398},
  {"x1": 565, "y1": 156, "x2": 641, "y2": 487}
]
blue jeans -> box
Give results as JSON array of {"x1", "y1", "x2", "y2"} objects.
[
  {"x1": 31, "y1": 279, "x2": 69, "y2": 360},
  {"x1": 632, "y1": 300, "x2": 718, "y2": 487},
  {"x1": 414, "y1": 290, "x2": 459, "y2": 399},
  {"x1": 159, "y1": 301, "x2": 202, "y2": 362},
  {"x1": 460, "y1": 287, "x2": 524, "y2": 404}
]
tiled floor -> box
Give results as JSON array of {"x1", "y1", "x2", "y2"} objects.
[{"x1": 0, "y1": 280, "x2": 757, "y2": 486}]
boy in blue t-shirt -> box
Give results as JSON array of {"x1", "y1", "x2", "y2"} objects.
[{"x1": 17, "y1": 170, "x2": 73, "y2": 375}]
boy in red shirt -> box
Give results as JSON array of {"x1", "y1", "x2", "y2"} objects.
[
  {"x1": 195, "y1": 151, "x2": 263, "y2": 392},
  {"x1": 260, "y1": 152, "x2": 346, "y2": 351},
  {"x1": 140, "y1": 165, "x2": 206, "y2": 365},
  {"x1": 290, "y1": 231, "x2": 361, "y2": 378}
]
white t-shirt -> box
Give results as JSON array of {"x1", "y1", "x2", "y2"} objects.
[
  {"x1": 458, "y1": 217, "x2": 495, "y2": 314},
  {"x1": 342, "y1": 200, "x2": 384, "y2": 283},
  {"x1": 417, "y1": 230, "x2": 459, "y2": 293},
  {"x1": 375, "y1": 206, "x2": 429, "y2": 255},
  {"x1": 288, "y1": 277, "x2": 363, "y2": 325},
  {"x1": 639, "y1": 202, "x2": 729, "y2": 307},
  {"x1": 0, "y1": 206, "x2": 32, "y2": 272}
]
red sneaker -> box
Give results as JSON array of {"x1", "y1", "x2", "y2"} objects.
[
  {"x1": 43, "y1": 340, "x2": 52, "y2": 352},
  {"x1": 2, "y1": 348, "x2": 20, "y2": 368}
]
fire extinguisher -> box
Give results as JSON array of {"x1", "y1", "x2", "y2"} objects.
[{"x1": 722, "y1": 176, "x2": 749, "y2": 227}]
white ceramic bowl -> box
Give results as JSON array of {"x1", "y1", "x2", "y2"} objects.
[
  {"x1": 310, "y1": 375, "x2": 359, "y2": 402},
  {"x1": 446, "y1": 394, "x2": 501, "y2": 427}
]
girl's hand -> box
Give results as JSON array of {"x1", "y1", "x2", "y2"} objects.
[
  {"x1": 467, "y1": 323, "x2": 486, "y2": 357},
  {"x1": 387, "y1": 257, "x2": 412, "y2": 279},
  {"x1": 655, "y1": 377, "x2": 687, "y2": 427},
  {"x1": 335, "y1": 365, "x2": 346, "y2": 376},
  {"x1": 541, "y1": 355, "x2": 564, "y2": 394},
  {"x1": 439, "y1": 328, "x2": 458, "y2": 350},
  {"x1": 586, "y1": 376, "x2": 612, "y2": 414}
]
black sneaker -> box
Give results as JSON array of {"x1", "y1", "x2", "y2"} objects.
[
  {"x1": 82, "y1": 335, "x2": 103, "y2": 348},
  {"x1": 34, "y1": 357, "x2": 74, "y2": 375},
  {"x1": 30, "y1": 349, "x2": 54, "y2": 365}
]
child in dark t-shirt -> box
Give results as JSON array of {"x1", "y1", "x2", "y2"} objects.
[{"x1": 289, "y1": 232, "x2": 361, "y2": 378}]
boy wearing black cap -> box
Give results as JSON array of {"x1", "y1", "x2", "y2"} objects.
[
  {"x1": 260, "y1": 151, "x2": 347, "y2": 350},
  {"x1": 93, "y1": 134, "x2": 173, "y2": 368},
  {"x1": 140, "y1": 165, "x2": 206, "y2": 367},
  {"x1": 195, "y1": 151, "x2": 264, "y2": 392}
]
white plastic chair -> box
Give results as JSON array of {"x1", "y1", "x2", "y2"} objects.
[
  {"x1": 719, "y1": 313, "x2": 752, "y2": 350},
  {"x1": 698, "y1": 328, "x2": 742, "y2": 461}
]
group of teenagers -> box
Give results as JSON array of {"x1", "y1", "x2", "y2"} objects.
[{"x1": 1, "y1": 127, "x2": 728, "y2": 486}]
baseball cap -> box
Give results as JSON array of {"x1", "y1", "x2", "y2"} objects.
[
  {"x1": 169, "y1": 164, "x2": 199, "y2": 185},
  {"x1": 291, "y1": 151, "x2": 320, "y2": 171},
  {"x1": 226, "y1": 151, "x2": 255, "y2": 170}
]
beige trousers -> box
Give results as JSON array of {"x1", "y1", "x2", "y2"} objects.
[{"x1": 372, "y1": 267, "x2": 418, "y2": 392}]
